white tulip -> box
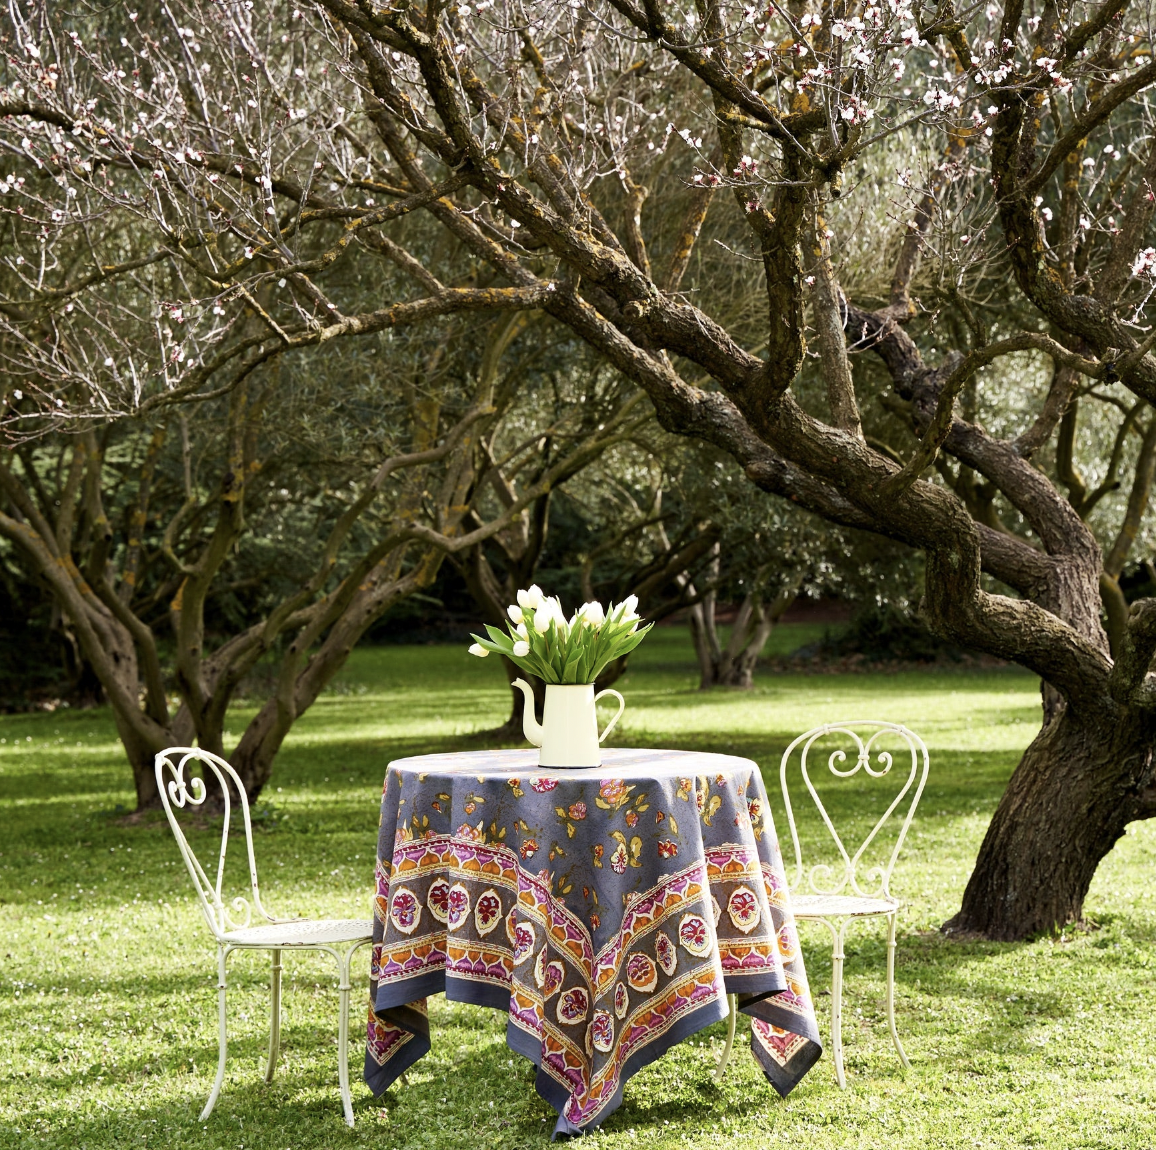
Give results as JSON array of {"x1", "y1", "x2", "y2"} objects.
[
  {"x1": 517, "y1": 584, "x2": 544, "y2": 610},
  {"x1": 516, "y1": 622, "x2": 529, "y2": 639},
  {"x1": 533, "y1": 605, "x2": 554, "y2": 632},
  {"x1": 579, "y1": 600, "x2": 605, "y2": 626},
  {"x1": 468, "y1": 643, "x2": 489, "y2": 658},
  {"x1": 613, "y1": 594, "x2": 639, "y2": 623},
  {"x1": 548, "y1": 598, "x2": 569, "y2": 634},
  {"x1": 512, "y1": 640, "x2": 530, "y2": 657},
  {"x1": 507, "y1": 604, "x2": 523, "y2": 624}
]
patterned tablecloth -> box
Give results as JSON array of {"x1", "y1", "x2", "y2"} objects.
[{"x1": 364, "y1": 748, "x2": 821, "y2": 1134}]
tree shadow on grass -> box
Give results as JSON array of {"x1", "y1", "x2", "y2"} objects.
[
  {"x1": 792, "y1": 915, "x2": 1156, "y2": 1071},
  {"x1": 16, "y1": 984, "x2": 409, "y2": 1148},
  {"x1": 23, "y1": 1080, "x2": 380, "y2": 1150}
]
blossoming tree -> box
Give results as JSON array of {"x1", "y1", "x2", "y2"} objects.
[
  {"x1": 0, "y1": 4, "x2": 644, "y2": 806},
  {"x1": 6, "y1": 0, "x2": 1156, "y2": 938}
]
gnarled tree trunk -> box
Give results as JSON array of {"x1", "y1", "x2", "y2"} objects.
[{"x1": 945, "y1": 704, "x2": 1156, "y2": 938}]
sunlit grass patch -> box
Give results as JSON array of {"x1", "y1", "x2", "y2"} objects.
[{"x1": 1, "y1": 625, "x2": 1154, "y2": 1149}]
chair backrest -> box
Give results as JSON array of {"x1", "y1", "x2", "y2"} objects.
[
  {"x1": 778, "y1": 722, "x2": 929, "y2": 901},
  {"x1": 155, "y1": 746, "x2": 272, "y2": 938}
]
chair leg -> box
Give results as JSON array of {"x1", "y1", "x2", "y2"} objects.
[
  {"x1": 265, "y1": 948, "x2": 282, "y2": 1084},
  {"x1": 829, "y1": 921, "x2": 847, "y2": 1090},
  {"x1": 201, "y1": 946, "x2": 230, "y2": 1121},
  {"x1": 337, "y1": 950, "x2": 355, "y2": 1128},
  {"x1": 713, "y1": 994, "x2": 738, "y2": 1081},
  {"x1": 886, "y1": 913, "x2": 909, "y2": 1069}
]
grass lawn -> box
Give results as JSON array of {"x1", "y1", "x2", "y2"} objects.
[{"x1": 2, "y1": 623, "x2": 1155, "y2": 1149}]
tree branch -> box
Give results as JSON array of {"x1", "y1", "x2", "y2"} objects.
[{"x1": 1024, "y1": 61, "x2": 1156, "y2": 195}]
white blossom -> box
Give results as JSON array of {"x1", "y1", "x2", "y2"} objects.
[
  {"x1": 923, "y1": 86, "x2": 960, "y2": 112},
  {"x1": 839, "y1": 94, "x2": 873, "y2": 125},
  {"x1": 1131, "y1": 248, "x2": 1156, "y2": 280}
]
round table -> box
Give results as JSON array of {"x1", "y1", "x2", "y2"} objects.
[{"x1": 363, "y1": 748, "x2": 821, "y2": 1134}]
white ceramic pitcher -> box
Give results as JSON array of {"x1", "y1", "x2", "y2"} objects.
[{"x1": 512, "y1": 679, "x2": 625, "y2": 768}]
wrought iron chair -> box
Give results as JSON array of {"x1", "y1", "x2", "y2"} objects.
[
  {"x1": 713, "y1": 721, "x2": 929, "y2": 1087},
  {"x1": 155, "y1": 747, "x2": 373, "y2": 1126}
]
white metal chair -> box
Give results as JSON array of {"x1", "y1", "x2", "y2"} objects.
[
  {"x1": 713, "y1": 721, "x2": 928, "y2": 1087},
  {"x1": 155, "y1": 747, "x2": 372, "y2": 1126}
]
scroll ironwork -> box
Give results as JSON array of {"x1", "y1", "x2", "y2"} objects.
[{"x1": 778, "y1": 722, "x2": 930, "y2": 902}]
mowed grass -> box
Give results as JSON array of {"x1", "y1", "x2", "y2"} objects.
[{"x1": 2, "y1": 623, "x2": 1155, "y2": 1150}]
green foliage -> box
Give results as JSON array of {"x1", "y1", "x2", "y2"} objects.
[
  {"x1": 1, "y1": 635, "x2": 1154, "y2": 1149},
  {"x1": 0, "y1": 586, "x2": 72, "y2": 709},
  {"x1": 823, "y1": 606, "x2": 969, "y2": 664}
]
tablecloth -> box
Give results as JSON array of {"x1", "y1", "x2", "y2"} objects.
[{"x1": 364, "y1": 748, "x2": 821, "y2": 1134}]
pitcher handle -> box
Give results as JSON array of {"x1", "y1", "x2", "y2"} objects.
[{"x1": 594, "y1": 689, "x2": 626, "y2": 743}]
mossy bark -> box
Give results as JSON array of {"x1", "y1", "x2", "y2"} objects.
[{"x1": 945, "y1": 707, "x2": 1156, "y2": 939}]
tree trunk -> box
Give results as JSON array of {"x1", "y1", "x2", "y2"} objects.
[
  {"x1": 714, "y1": 594, "x2": 758, "y2": 686},
  {"x1": 594, "y1": 654, "x2": 630, "y2": 691},
  {"x1": 112, "y1": 712, "x2": 164, "y2": 810},
  {"x1": 688, "y1": 599, "x2": 721, "y2": 689},
  {"x1": 694, "y1": 583, "x2": 798, "y2": 689},
  {"x1": 943, "y1": 704, "x2": 1156, "y2": 940},
  {"x1": 716, "y1": 604, "x2": 775, "y2": 687},
  {"x1": 229, "y1": 555, "x2": 443, "y2": 800},
  {"x1": 60, "y1": 625, "x2": 107, "y2": 709}
]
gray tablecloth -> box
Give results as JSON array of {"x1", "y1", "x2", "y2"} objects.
[{"x1": 365, "y1": 748, "x2": 821, "y2": 1134}]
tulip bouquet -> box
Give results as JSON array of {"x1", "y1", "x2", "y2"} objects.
[{"x1": 468, "y1": 586, "x2": 652, "y2": 684}]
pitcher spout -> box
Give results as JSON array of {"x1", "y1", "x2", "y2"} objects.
[{"x1": 512, "y1": 678, "x2": 543, "y2": 747}]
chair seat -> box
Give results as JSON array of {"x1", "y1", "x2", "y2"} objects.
[
  {"x1": 223, "y1": 918, "x2": 373, "y2": 947},
  {"x1": 791, "y1": 894, "x2": 899, "y2": 918}
]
